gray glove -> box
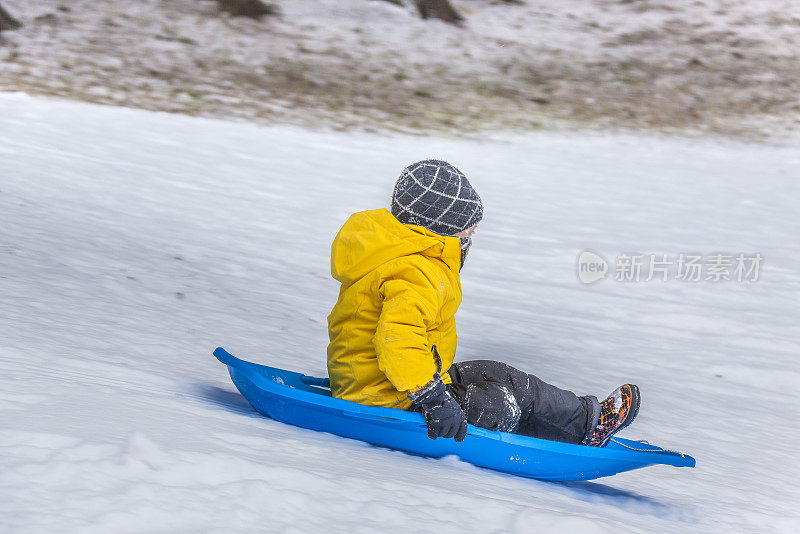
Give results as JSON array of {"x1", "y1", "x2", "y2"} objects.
[{"x1": 409, "y1": 374, "x2": 468, "y2": 442}]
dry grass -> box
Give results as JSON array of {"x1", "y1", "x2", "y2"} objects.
[{"x1": 1, "y1": 0, "x2": 799, "y2": 140}]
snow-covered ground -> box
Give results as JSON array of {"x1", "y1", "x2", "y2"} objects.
[
  {"x1": 2, "y1": 0, "x2": 800, "y2": 137},
  {"x1": 2, "y1": 93, "x2": 799, "y2": 533}
]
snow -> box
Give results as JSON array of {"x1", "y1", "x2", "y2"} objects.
[
  {"x1": 2, "y1": 93, "x2": 799, "y2": 533},
  {"x1": 3, "y1": 0, "x2": 800, "y2": 137}
]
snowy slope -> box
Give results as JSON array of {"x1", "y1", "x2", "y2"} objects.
[
  {"x1": 4, "y1": 0, "x2": 800, "y2": 137},
  {"x1": 1, "y1": 93, "x2": 799, "y2": 533}
]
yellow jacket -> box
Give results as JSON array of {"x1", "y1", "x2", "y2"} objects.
[{"x1": 327, "y1": 208, "x2": 463, "y2": 409}]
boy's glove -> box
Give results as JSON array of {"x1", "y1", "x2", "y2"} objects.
[{"x1": 408, "y1": 374, "x2": 468, "y2": 442}]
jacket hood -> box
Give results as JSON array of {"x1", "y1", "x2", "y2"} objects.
[{"x1": 331, "y1": 208, "x2": 461, "y2": 285}]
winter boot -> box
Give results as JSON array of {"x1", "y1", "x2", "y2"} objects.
[{"x1": 587, "y1": 384, "x2": 640, "y2": 447}]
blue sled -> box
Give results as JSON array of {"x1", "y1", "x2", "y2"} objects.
[{"x1": 214, "y1": 347, "x2": 695, "y2": 481}]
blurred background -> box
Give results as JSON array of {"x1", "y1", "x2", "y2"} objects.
[{"x1": 2, "y1": 0, "x2": 798, "y2": 139}]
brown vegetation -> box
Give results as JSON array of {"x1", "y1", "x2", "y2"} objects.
[
  {"x1": 0, "y1": 3, "x2": 22, "y2": 32},
  {"x1": 415, "y1": 0, "x2": 464, "y2": 25},
  {"x1": 216, "y1": 0, "x2": 278, "y2": 19},
  {"x1": 0, "y1": 1, "x2": 797, "y2": 140}
]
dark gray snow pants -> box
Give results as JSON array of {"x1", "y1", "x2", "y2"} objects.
[{"x1": 445, "y1": 360, "x2": 600, "y2": 445}]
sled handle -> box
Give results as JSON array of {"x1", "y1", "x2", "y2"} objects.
[{"x1": 300, "y1": 375, "x2": 331, "y2": 388}]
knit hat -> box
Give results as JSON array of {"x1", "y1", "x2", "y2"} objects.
[{"x1": 390, "y1": 160, "x2": 483, "y2": 237}]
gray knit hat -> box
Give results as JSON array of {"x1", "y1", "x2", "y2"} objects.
[{"x1": 390, "y1": 160, "x2": 483, "y2": 237}]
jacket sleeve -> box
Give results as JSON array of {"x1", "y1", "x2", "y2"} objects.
[{"x1": 373, "y1": 263, "x2": 443, "y2": 394}]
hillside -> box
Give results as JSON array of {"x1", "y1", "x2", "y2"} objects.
[
  {"x1": 2, "y1": 0, "x2": 799, "y2": 138},
  {"x1": 2, "y1": 94, "x2": 799, "y2": 533}
]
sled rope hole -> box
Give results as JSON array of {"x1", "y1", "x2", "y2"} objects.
[{"x1": 609, "y1": 438, "x2": 687, "y2": 458}]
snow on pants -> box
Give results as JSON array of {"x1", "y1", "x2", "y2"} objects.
[{"x1": 445, "y1": 360, "x2": 600, "y2": 445}]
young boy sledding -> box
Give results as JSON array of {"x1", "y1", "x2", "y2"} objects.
[{"x1": 327, "y1": 160, "x2": 640, "y2": 445}]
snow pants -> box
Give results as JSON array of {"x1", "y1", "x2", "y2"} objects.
[{"x1": 445, "y1": 360, "x2": 600, "y2": 445}]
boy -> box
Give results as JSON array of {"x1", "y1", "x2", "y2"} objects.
[{"x1": 327, "y1": 160, "x2": 639, "y2": 445}]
